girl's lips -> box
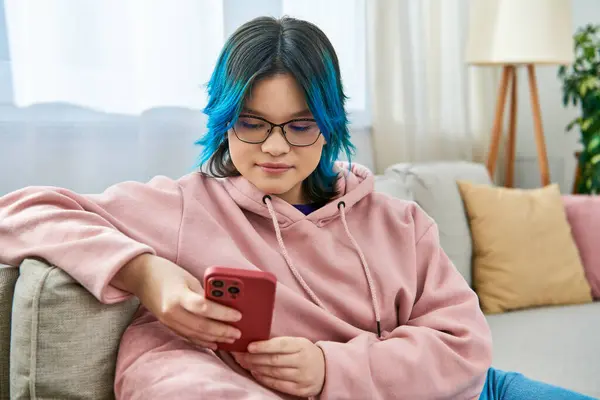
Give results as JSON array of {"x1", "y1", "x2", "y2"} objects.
[{"x1": 258, "y1": 164, "x2": 292, "y2": 174}]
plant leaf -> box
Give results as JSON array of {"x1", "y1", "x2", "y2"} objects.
[
  {"x1": 591, "y1": 164, "x2": 600, "y2": 194},
  {"x1": 581, "y1": 118, "x2": 593, "y2": 131},
  {"x1": 566, "y1": 117, "x2": 582, "y2": 132},
  {"x1": 588, "y1": 135, "x2": 600, "y2": 151},
  {"x1": 559, "y1": 22, "x2": 600, "y2": 195}
]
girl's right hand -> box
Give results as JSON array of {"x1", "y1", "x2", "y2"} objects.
[{"x1": 114, "y1": 254, "x2": 242, "y2": 350}]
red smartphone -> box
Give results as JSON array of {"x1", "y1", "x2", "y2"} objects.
[{"x1": 204, "y1": 266, "x2": 277, "y2": 352}]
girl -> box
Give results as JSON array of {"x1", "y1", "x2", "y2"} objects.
[{"x1": 0, "y1": 16, "x2": 594, "y2": 400}]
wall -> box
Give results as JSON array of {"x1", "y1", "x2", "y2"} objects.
[{"x1": 513, "y1": 0, "x2": 600, "y2": 192}]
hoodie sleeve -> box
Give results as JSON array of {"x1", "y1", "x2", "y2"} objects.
[
  {"x1": 316, "y1": 213, "x2": 493, "y2": 399},
  {"x1": 0, "y1": 176, "x2": 183, "y2": 304}
]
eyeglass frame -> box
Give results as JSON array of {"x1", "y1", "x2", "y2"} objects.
[{"x1": 231, "y1": 114, "x2": 323, "y2": 147}]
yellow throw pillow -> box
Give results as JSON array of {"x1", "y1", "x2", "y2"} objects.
[{"x1": 457, "y1": 181, "x2": 592, "y2": 314}]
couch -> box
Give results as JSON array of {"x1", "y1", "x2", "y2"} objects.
[{"x1": 1, "y1": 161, "x2": 599, "y2": 399}]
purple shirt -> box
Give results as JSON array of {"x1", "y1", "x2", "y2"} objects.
[{"x1": 293, "y1": 203, "x2": 322, "y2": 215}]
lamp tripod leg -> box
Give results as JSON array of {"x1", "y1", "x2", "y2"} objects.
[
  {"x1": 487, "y1": 66, "x2": 512, "y2": 180},
  {"x1": 527, "y1": 64, "x2": 551, "y2": 186},
  {"x1": 505, "y1": 67, "x2": 518, "y2": 187}
]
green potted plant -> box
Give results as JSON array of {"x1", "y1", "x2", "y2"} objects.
[{"x1": 558, "y1": 24, "x2": 600, "y2": 194}]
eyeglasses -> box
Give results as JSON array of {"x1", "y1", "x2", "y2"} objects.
[{"x1": 232, "y1": 114, "x2": 322, "y2": 147}]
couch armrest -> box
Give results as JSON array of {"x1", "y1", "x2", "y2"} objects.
[
  {"x1": 0, "y1": 264, "x2": 19, "y2": 400},
  {"x1": 11, "y1": 259, "x2": 140, "y2": 400}
]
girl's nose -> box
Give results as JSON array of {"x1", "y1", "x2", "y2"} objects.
[{"x1": 261, "y1": 127, "x2": 291, "y2": 156}]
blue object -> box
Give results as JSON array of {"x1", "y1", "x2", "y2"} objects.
[
  {"x1": 293, "y1": 203, "x2": 320, "y2": 215},
  {"x1": 480, "y1": 367, "x2": 597, "y2": 400}
]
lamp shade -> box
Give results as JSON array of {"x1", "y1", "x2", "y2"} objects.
[{"x1": 466, "y1": 0, "x2": 574, "y2": 65}]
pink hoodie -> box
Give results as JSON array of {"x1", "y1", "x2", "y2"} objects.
[{"x1": 0, "y1": 162, "x2": 492, "y2": 399}]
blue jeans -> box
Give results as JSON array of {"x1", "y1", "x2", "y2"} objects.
[{"x1": 479, "y1": 368, "x2": 597, "y2": 400}]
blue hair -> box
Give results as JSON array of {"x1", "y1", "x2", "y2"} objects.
[
  {"x1": 306, "y1": 56, "x2": 355, "y2": 192},
  {"x1": 196, "y1": 16, "x2": 355, "y2": 202},
  {"x1": 196, "y1": 51, "x2": 249, "y2": 165}
]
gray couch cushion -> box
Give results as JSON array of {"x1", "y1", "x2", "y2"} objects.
[
  {"x1": 487, "y1": 302, "x2": 600, "y2": 398},
  {"x1": 374, "y1": 175, "x2": 413, "y2": 201},
  {"x1": 385, "y1": 162, "x2": 492, "y2": 286},
  {"x1": 11, "y1": 259, "x2": 140, "y2": 400},
  {"x1": 0, "y1": 264, "x2": 18, "y2": 400}
]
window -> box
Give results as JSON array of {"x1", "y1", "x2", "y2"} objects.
[
  {"x1": 3, "y1": 0, "x2": 367, "y2": 117},
  {"x1": 3, "y1": 0, "x2": 224, "y2": 114}
]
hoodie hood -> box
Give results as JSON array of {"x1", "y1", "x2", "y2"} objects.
[
  {"x1": 222, "y1": 161, "x2": 375, "y2": 228},
  {"x1": 222, "y1": 161, "x2": 382, "y2": 337}
]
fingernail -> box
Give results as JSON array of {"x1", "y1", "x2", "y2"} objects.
[
  {"x1": 232, "y1": 330, "x2": 242, "y2": 339},
  {"x1": 232, "y1": 312, "x2": 242, "y2": 321}
]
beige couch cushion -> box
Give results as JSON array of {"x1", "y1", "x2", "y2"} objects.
[
  {"x1": 457, "y1": 182, "x2": 593, "y2": 314},
  {"x1": 11, "y1": 259, "x2": 139, "y2": 400},
  {"x1": 0, "y1": 264, "x2": 19, "y2": 400}
]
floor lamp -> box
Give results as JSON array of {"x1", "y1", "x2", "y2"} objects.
[{"x1": 465, "y1": 0, "x2": 574, "y2": 187}]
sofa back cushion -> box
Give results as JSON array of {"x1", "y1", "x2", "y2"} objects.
[
  {"x1": 374, "y1": 175, "x2": 413, "y2": 201},
  {"x1": 0, "y1": 264, "x2": 18, "y2": 400},
  {"x1": 384, "y1": 162, "x2": 492, "y2": 286},
  {"x1": 563, "y1": 195, "x2": 600, "y2": 299},
  {"x1": 11, "y1": 259, "x2": 139, "y2": 400}
]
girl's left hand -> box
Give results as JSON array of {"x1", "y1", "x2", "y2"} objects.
[{"x1": 233, "y1": 336, "x2": 326, "y2": 398}]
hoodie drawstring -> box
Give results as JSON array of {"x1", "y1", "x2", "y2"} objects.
[
  {"x1": 263, "y1": 195, "x2": 326, "y2": 309},
  {"x1": 337, "y1": 201, "x2": 382, "y2": 337},
  {"x1": 263, "y1": 195, "x2": 382, "y2": 338}
]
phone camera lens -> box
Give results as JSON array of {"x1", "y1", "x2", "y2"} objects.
[
  {"x1": 228, "y1": 286, "x2": 240, "y2": 294},
  {"x1": 212, "y1": 280, "x2": 224, "y2": 288},
  {"x1": 212, "y1": 290, "x2": 224, "y2": 297}
]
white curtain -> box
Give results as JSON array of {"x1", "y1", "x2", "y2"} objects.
[
  {"x1": 367, "y1": 0, "x2": 500, "y2": 173},
  {"x1": 0, "y1": 0, "x2": 370, "y2": 195},
  {"x1": 1, "y1": 0, "x2": 224, "y2": 194},
  {"x1": 6, "y1": 0, "x2": 223, "y2": 114}
]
